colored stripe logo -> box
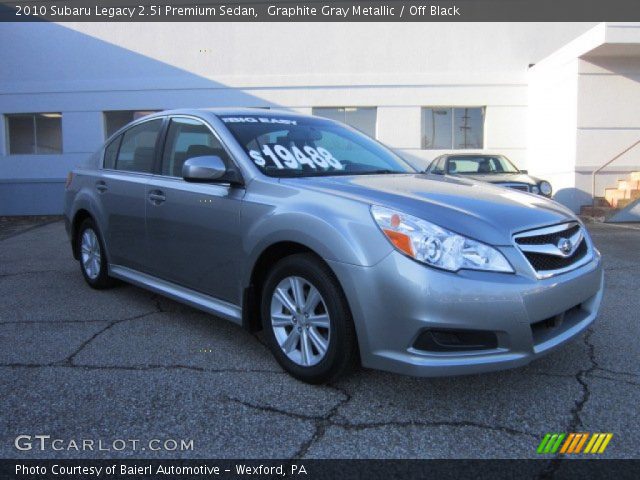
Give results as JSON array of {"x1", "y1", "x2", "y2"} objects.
[{"x1": 537, "y1": 433, "x2": 613, "y2": 454}]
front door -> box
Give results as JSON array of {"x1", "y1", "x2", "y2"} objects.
[{"x1": 145, "y1": 116, "x2": 245, "y2": 305}]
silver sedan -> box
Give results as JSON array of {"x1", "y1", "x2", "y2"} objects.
[{"x1": 63, "y1": 108, "x2": 603, "y2": 383}]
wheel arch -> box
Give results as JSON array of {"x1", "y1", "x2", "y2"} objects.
[
  {"x1": 68, "y1": 185, "x2": 109, "y2": 261},
  {"x1": 70, "y1": 209, "x2": 93, "y2": 260},
  {"x1": 242, "y1": 241, "x2": 348, "y2": 334}
]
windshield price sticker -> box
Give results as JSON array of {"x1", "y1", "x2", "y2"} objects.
[
  {"x1": 221, "y1": 117, "x2": 298, "y2": 125},
  {"x1": 249, "y1": 145, "x2": 343, "y2": 170}
]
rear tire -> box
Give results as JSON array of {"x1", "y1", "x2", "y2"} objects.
[
  {"x1": 261, "y1": 254, "x2": 358, "y2": 384},
  {"x1": 76, "y1": 218, "x2": 116, "y2": 290}
]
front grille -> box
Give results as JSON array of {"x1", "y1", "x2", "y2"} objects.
[
  {"x1": 523, "y1": 240, "x2": 588, "y2": 271},
  {"x1": 514, "y1": 222, "x2": 591, "y2": 276},
  {"x1": 499, "y1": 183, "x2": 530, "y2": 192},
  {"x1": 516, "y1": 224, "x2": 581, "y2": 246}
]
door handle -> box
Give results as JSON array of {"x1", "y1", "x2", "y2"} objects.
[
  {"x1": 148, "y1": 191, "x2": 166, "y2": 204},
  {"x1": 96, "y1": 181, "x2": 108, "y2": 193}
]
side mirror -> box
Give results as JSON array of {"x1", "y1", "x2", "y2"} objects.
[
  {"x1": 520, "y1": 169, "x2": 528, "y2": 174},
  {"x1": 182, "y1": 156, "x2": 226, "y2": 182}
]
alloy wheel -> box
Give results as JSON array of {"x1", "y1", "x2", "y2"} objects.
[
  {"x1": 80, "y1": 228, "x2": 101, "y2": 280},
  {"x1": 270, "y1": 276, "x2": 331, "y2": 367}
]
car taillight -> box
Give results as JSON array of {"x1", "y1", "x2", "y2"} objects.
[{"x1": 65, "y1": 172, "x2": 74, "y2": 189}]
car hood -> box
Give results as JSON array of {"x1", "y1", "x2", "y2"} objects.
[
  {"x1": 456, "y1": 173, "x2": 541, "y2": 185},
  {"x1": 281, "y1": 173, "x2": 575, "y2": 246}
]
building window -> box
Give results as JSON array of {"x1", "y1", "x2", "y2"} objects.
[
  {"x1": 5, "y1": 113, "x2": 62, "y2": 154},
  {"x1": 313, "y1": 107, "x2": 377, "y2": 138},
  {"x1": 104, "y1": 110, "x2": 159, "y2": 138},
  {"x1": 422, "y1": 107, "x2": 485, "y2": 149}
]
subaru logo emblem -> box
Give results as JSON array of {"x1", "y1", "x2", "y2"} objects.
[{"x1": 558, "y1": 237, "x2": 572, "y2": 255}]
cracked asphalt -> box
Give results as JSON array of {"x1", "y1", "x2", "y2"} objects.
[{"x1": 1, "y1": 220, "x2": 639, "y2": 460}]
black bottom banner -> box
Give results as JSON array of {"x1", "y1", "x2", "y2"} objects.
[{"x1": 2, "y1": 459, "x2": 640, "y2": 480}]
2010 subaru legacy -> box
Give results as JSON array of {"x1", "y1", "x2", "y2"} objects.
[{"x1": 63, "y1": 109, "x2": 604, "y2": 384}]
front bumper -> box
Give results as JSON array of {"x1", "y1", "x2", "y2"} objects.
[{"x1": 328, "y1": 247, "x2": 603, "y2": 377}]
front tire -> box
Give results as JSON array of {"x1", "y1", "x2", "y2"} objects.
[
  {"x1": 76, "y1": 218, "x2": 115, "y2": 289},
  {"x1": 261, "y1": 254, "x2": 358, "y2": 384}
]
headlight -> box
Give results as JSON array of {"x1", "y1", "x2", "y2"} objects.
[
  {"x1": 370, "y1": 206, "x2": 513, "y2": 273},
  {"x1": 539, "y1": 181, "x2": 552, "y2": 196},
  {"x1": 531, "y1": 185, "x2": 540, "y2": 194}
]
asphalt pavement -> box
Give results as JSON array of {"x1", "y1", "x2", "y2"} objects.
[{"x1": 0, "y1": 220, "x2": 638, "y2": 460}]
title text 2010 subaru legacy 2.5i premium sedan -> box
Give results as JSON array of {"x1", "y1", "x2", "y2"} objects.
[{"x1": 63, "y1": 109, "x2": 603, "y2": 384}]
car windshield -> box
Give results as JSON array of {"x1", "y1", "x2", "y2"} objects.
[
  {"x1": 219, "y1": 114, "x2": 416, "y2": 177},
  {"x1": 447, "y1": 155, "x2": 520, "y2": 175}
]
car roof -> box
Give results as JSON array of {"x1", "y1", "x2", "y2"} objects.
[
  {"x1": 444, "y1": 153, "x2": 502, "y2": 158},
  {"x1": 144, "y1": 107, "x2": 311, "y2": 120},
  {"x1": 102, "y1": 107, "x2": 338, "y2": 147}
]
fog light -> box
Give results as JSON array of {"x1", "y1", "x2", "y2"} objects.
[{"x1": 413, "y1": 329, "x2": 498, "y2": 352}]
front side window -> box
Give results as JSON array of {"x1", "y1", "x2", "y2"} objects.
[
  {"x1": 5, "y1": 113, "x2": 62, "y2": 154},
  {"x1": 312, "y1": 107, "x2": 377, "y2": 138},
  {"x1": 161, "y1": 117, "x2": 230, "y2": 177},
  {"x1": 220, "y1": 114, "x2": 414, "y2": 178},
  {"x1": 447, "y1": 155, "x2": 520, "y2": 175},
  {"x1": 104, "y1": 110, "x2": 159, "y2": 138},
  {"x1": 422, "y1": 107, "x2": 485, "y2": 150},
  {"x1": 115, "y1": 119, "x2": 162, "y2": 173}
]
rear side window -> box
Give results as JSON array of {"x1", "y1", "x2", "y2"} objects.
[
  {"x1": 103, "y1": 135, "x2": 121, "y2": 169},
  {"x1": 115, "y1": 119, "x2": 163, "y2": 173},
  {"x1": 161, "y1": 117, "x2": 230, "y2": 177}
]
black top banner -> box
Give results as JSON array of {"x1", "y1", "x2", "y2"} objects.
[{"x1": 1, "y1": 0, "x2": 640, "y2": 22}]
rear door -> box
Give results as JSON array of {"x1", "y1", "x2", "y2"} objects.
[
  {"x1": 98, "y1": 117, "x2": 164, "y2": 271},
  {"x1": 145, "y1": 116, "x2": 245, "y2": 304}
]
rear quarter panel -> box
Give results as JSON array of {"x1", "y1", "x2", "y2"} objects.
[{"x1": 64, "y1": 167, "x2": 110, "y2": 255}]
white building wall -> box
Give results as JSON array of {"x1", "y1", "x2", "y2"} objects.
[
  {"x1": 376, "y1": 106, "x2": 421, "y2": 149},
  {"x1": 575, "y1": 55, "x2": 640, "y2": 203},
  {"x1": 0, "y1": 21, "x2": 597, "y2": 214},
  {"x1": 527, "y1": 58, "x2": 580, "y2": 210},
  {"x1": 527, "y1": 23, "x2": 640, "y2": 212}
]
